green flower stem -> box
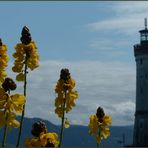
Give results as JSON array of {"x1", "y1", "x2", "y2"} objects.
[
  {"x1": 59, "y1": 90, "x2": 66, "y2": 148},
  {"x1": 2, "y1": 90, "x2": 10, "y2": 148},
  {"x1": 16, "y1": 55, "x2": 28, "y2": 147},
  {"x1": 97, "y1": 128, "x2": 101, "y2": 148},
  {"x1": 2, "y1": 114, "x2": 8, "y2": 148},
  {"x1": 97, "y1": 142, "x2": 99, "y2": 148}
]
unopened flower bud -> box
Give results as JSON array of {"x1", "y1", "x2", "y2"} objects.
[
  {"x1": 31, "y1": 121, "x2": 47, "y2": 137},
  {"x1": 0, "y1": 38, "x2": 2, "y2": 46},
  {"x1": 2, "y1": 77, "x2": 17, "y2": 92},
  {"x1": 21, "y1": 26, "x2": 30, "y2": 35},
  {"x1": 20, "y1": 26, "x2": 32, "y2": 45},
  {"x1": 60, "y1": 68, "x2": 71, "y2": 81},
  {"x1": 96, "y1": 107, "x2": 105, "y2": 119}
]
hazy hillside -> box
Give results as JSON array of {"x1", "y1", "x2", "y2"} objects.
[{"x1": 0, "y1": 117, "x2": 133, "y2": 147}]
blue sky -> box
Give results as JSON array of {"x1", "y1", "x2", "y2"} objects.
[
  {"x1": 1, "y1": 1, "x2": 148, "y2": 126},
  {"x1": 0, "y1": 1, "x2": 137, "y2": 62}
]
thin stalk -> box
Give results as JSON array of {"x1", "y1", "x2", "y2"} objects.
[
  {"x1": 16, "y1": 55, "x2": 28, "y2": 147},
  {"x1": 2, "y1": 114, "x2": 8, "y2": 148},
  {"x1": 2, "y1": 90, "x2": 10, "y2": 148},
  {"x1": 59, "y1": 90, "x2": 66, "y2": 148},
  {"x1": 97, "y1": 142, "x2": 99, "y2": 148},
  {"x1": 97, "y1": 128, "x2": 101, "y2": 148}
]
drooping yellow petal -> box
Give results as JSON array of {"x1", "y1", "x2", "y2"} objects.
[
  {"x1": 88, "y1": 115, "x2": 99, "y2": 135},
  {"x1": 14, "y1": 43, "x2": 25, "y2": 53},
  {"x1": 10, "y1": 94, "x2": 26, "y2": 113},
  {"x1": 0, "y1": 88, "x2": 7, "y2": 100},
  {"x1": 11, "y1": 94, "x2": 26, "y2": 105},
  {"x1": 13, "y1": 52, "x2": 24, "y2": 61},
  {"x1": 12, "y1": 63, "x2": 24, "y2": 73},
  {"x1": 96, "y1": 134, "x2": 102, "y2": 144},
  {"x1": 0, "y1": 71, "x2": 7, "y2": 84},
  {"x1": 0, "y1": 100, "x2": 5, "y2": 109},
  {"x1": 8, "y1": 118, "x2": 20, "y2": 128},
  {"x1": 0, "y1": 44, "x2": 8, "y2": 83},
  {"x1": 0, "y1": 88, "x2": 8, "y2": 109},
  {"x1": 55, "y1": 107, "x2": 63, "y2": 118},
  {"x1": 102, "y1": 115, "x2": 112, "y2": 126},
  {"x1": 6, "y1": 112, "x2": 20, "y2": 128},
  {"x1": 16, "y1": 73, "x2": 25, "y2": 81},
  {"x1": 101, "y1": 127, "x2": 110, "y2": 139},
  {"x1": 64, "y1": 118, "x2": 70, "y2": 128}
]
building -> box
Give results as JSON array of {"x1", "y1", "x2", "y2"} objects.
[{"x1": 133, "y1": 18, "x2": 148, "y2": 147}]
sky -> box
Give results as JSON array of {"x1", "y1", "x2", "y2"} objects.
[{"x1": 0, "y1": 1, "x2": 148, "y2": 126}]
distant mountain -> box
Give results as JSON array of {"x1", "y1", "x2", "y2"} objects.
[{"x1": 0, "y1": 117, "x2": 134, "y2": 147}]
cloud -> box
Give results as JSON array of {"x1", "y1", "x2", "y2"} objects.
[
  {"x1": 88, "y1": 17, "x2": 139, "y2": 35},
  {"x1": 113, "y1": 2, "x2": 148, "y2": 14},
  {"x1": 7, "y1": 60, "x2": 136, "y2": 126},
  {"x1": 89, "y1": 38, "x2": 130, "y2": 59},
  {"x1": 87, "y1": 2, "x2": 148, "y2": 36}
]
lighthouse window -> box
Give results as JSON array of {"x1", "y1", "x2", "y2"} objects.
[{"x1": 140, "y1": 59, "x2": 143, "y2": 64}]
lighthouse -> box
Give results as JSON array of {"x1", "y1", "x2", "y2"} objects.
[{"x1": 133, "y1": 18, "x2": 148, "y2": 146}]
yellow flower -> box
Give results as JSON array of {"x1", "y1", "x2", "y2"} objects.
[
  {"x1": 16, "y1": 73, "x2": 25, "y2": 81},
  {"x1": 25, "y1": 132, "x2": 59, "y2": 147},
  {"x1": 9, "y1": 94, "x2": 26, "y2": 113},
  {"x1": 88, "y1": 115, "x2": 99, "y2": 135},
  {"x1": 55, "y1": 93, "x2": 64, "y2": 108},
  {"x1": 102, "y1": 115, "x2": 112, "y2": 126},
  {"x1": 88, "y1": 107, "x2": 112, "y2": 145},
  {"x1": 12, "y1": 63, "x2": 24, "y2": 73},
  {"x1": 55, "y1": 107, "x2": 63, "y2": 118},
  {"x1": 6, "y1": 112, "x2": 20, "y2": 128},
  {"x1": 96, "y1": 134, "x2": 102, "y2": 144},
  {"x1": 65, "y1": 91, "x2": 78, "y2": 113},
  {"x1": 55, "y1": 77, "x2": 78, "y2": 117},
  {"x1": 64, "y1": 118, "x2": 70, "y2": 128},
  {"x1": 0, "y1": 71, "x2": 7, "y2": 84},
  {"x1": 0, "y1": 43, "x2": 9, "y2": 84},
  {"x1": 25, "y1": 120, "x2": 59, "y2": 147},
  {"x1": 95, "y1": 127, "x2": 110, "y2": 144},
  {"x1": 0, "y1": 111, "x2": 20, "y2": 128},
  {"x1": 40, "y1": 132, "x2": 59, "y2": 147},
  {"x1": 0, "y1": 88, "x2": 26, "y2": 113},
  {"x1": 55, "y1": 79, "x2": 75, "y2": 93},
  {"x1": 12, "y1": 39, "x2": 39, "y2": 81},
  {"x1": 13, "y1": 41, "x2": 39, "y2": 69},
  {"x1": 100, "y1": 127, "x2": 110, "y2": 139},
  {"x1": 0, "y1": 88, "x2": 8, "y2": 109}
]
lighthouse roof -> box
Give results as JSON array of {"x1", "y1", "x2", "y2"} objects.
[
  {"x1": 139, "y1": 29, "x2": 148, "y2": 33},
  {"x1": 139, "y1": 18, "x2": 148, "y2": 33}
]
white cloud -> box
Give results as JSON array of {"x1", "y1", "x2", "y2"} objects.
[
  {"x1": 7, "y1": 60, "x2": 136, "y2": 126},
  {"x1": 88, "y1": 2, "x2": 148, "y2": 35},
  {"x1": 113, "y1": 2, "x2": 148, "y2": 14},
  {"x1": 89, "y1": 38, "x2": 130, "y2": 58}
]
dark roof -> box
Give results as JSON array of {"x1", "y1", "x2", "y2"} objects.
[{"x1": 139, "y1": 29, "x2": 148, "y2": 33}]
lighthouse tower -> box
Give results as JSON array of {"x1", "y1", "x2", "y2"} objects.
[{"x1": 133, "y1": 18, "x2": 148, "y2": 146}]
